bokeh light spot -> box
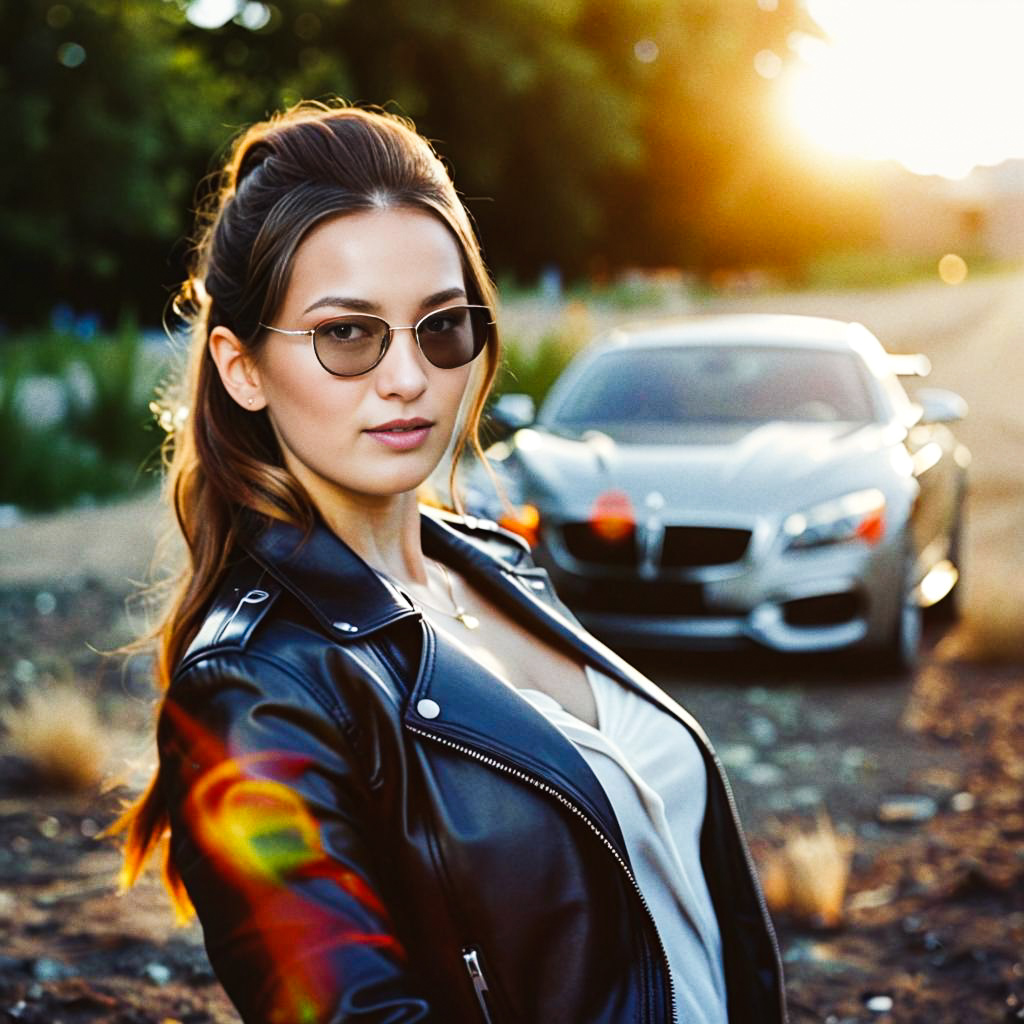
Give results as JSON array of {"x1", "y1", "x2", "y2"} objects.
[
  {"x1": 56, "y1": 42, "x2": 86, "y2": 68},
  {"x1": 633, "y1": 39, "x2": 659, "y2": 64},
  {"x1": 185, "y1": 0, "x2": 239, "y2": 30},
  {"x1": 938, "y1": 253, "x2": 968, "y2": 285},
  {"x1": 754, "y1": 49, "x2": 783, "y2": 79},
  {"x1": 46, "y1": 5, "x2": 72, "y2": 28},
  {"x1": 239, "y1": 2, "x2": 272, "y2": 31}
]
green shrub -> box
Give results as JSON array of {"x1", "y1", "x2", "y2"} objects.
[
  {"x1": 0, "y1": 321, "x2": 163, "y2": 513},
  {"x1": 494, "y1": 330, "x2": 581, "y2": 411}
]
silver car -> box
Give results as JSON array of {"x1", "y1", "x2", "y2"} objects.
[{"x1": 469, "y1": 314, "x2": 969, "y2": 670}]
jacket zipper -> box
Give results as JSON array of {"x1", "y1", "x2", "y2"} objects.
[
  {"x1": 406, "y1": 724, "x2": 677, "y2": 1024},
  {"x1": 461, "y1": 946, "x2": 496, "y2": 1024}
]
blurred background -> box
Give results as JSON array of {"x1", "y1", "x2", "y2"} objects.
[{"x1": 1, "y1": 1, "x2": 1023, "y2": 1021}]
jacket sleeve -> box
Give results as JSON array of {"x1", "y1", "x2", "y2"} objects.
[{"x1": 158, "y1": 650, "x2": 432, "y2": 1023}]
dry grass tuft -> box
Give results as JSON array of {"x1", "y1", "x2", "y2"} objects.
[
  {"x1": 757, "y1": 812, "x2": 855, "y2": 929},
  {"x1": 0, "y1": 685, "x2": 108, "y2": 793}
]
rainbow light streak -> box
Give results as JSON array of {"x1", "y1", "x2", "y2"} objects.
[{"x1": 164, "y1": 699, "x2": 405, "y2": 1020}]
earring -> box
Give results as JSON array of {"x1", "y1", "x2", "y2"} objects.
[{"x1": 247, "y1": 397, "x2": 254, "y2": 406}]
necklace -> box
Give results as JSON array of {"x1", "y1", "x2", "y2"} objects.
[
  {"x1": 434, "y1": 560, "x2": 481, "y2": 630},
  {"x1": 382, "y1": 559, "x2": 480, "y2": 630}
]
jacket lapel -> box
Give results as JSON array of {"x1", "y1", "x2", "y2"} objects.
[
  {"x1": 420, "y1": 511, "x2": 718, "y2": 753},
  {"x1": 402, "y1": 618, "x2": 630, "y2": 852}
]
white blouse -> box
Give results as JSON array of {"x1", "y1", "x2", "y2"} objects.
[{"x1": 515, "y1": 664, "x2": 728, "y2": 1024}]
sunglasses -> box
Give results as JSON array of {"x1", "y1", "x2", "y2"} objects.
[{"x1": 258, "y1": 303, "x2": 494, "y2": 378}]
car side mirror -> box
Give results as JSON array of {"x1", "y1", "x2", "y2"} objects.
[
  {"x1": 913, "y1": 387, "x2": 968, "y2": 425},
  {"x1": 490, "y1": 392, "x2": 536, "y2": 432}
]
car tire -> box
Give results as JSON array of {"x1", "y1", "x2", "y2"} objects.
[
  {"x1": 874, "y1": 555, "x2": 923, "y2": 675},
  {"x1": 930, "y1": 492, "x2": 965, "y2": 623}
]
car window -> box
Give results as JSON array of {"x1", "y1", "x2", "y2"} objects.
[{"x1": 547, "y1": 345, "x2": 879, "y2": 435}]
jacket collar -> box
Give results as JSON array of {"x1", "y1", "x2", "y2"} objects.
[{"x1": 243, "y1": 508, "x2": 716, "y2": 750}]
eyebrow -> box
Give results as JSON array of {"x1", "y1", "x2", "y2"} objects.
[{"x1": 302, "y1": 287, "x2": 468, "y2": 317}]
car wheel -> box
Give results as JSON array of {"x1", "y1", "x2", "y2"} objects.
[
  {"x1": 875, "y1": 556, "x2": 923, "y2": 675},
  {"x1": 930, "y1": 493, "x2": 965, "y2": 623}
]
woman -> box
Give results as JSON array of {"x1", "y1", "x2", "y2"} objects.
[{"x1": 115, "y1": 101, "x2": 786, "y2": 1023}]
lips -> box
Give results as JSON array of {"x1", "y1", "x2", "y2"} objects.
[
  {"x1": 365, "y1": 417, "x2": 434, "y2": 433},
  {"x1": 363, "y1": 417, "x2": 435, "y2": 452}
]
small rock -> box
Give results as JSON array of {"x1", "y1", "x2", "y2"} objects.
[
  {"x1": 37, "y1": 816, "x2": 60, "y2": 839},
  {"x1": 143, "y1": 961, "x2": 172, "y2": 986},
  {"x1": 32, "y1": 956, "x2": 75, "y2": 981},
  {"x1": 877, "y1": 794, "x2": 937, "y2": 824},
  {"x1": 950, "y1": 790, "x2": 975, "y2": 812},
  {"x1": 865, "y1": 994, "x2": 894, "y2": 1013}
]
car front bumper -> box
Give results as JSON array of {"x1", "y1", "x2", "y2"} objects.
[{"x1": 540, "y1": 525, "x2": 906, "y2": 655}]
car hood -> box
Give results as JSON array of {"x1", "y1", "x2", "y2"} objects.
[{"x1": 509, "y1": 420, "x2": 906, "y2": 519}]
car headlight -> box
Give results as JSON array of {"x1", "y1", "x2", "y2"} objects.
[{"x1": 782, "y1": 489, "x2": 886, "y2": 551}]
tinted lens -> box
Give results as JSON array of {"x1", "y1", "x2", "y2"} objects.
[
  {"x1": 312, "y1": 315, "x2": 388, "y2": 376},
  {"x1": 416, "y1": 305, "x2": 491, "y2": 369}
]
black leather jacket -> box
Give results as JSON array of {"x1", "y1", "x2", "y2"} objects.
[{"x1": 158, "y1": 507, "x2": 787, "y2": 1023}]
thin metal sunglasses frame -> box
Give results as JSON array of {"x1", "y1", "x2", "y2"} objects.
[{"x1": 258, "y1": 302, "x2": 495, "y2": 377}]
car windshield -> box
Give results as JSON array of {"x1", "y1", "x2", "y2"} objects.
[{"x1": 545, "y1": 344, "x2": 879, "y2": 440}]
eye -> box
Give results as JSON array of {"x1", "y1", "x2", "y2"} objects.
[
  {"x1": 316, "y1": 317, "x2": 378, "y2": 344},
  {"x1": 420, "y1": 307, "x2": 468, "y2": 335}
]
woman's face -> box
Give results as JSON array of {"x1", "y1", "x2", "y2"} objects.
[{"x1": 235, "y1": 207, "x2": 477, "y2": 512}]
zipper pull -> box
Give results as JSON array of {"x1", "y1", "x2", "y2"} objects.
[{"x1": 461, "y1": 947, "x2": 495, "y2": 1024}]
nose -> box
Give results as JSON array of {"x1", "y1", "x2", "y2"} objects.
[{"x1": 374, "y1": 326, "x2": 429, "y2": 400}]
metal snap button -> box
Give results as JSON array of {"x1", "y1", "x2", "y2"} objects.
[
  {"x1": 416, "y1": 698, "x2": 441, "y2": 719},
  {"x1": 333, "y1": 621, "x2": 359, "y2": 633}
]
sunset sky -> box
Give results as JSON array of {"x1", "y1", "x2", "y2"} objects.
[{"x1": 782, "y1": 0, "x2": 1024, "y2": 179}]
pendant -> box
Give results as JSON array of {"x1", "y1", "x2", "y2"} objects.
[{"x1": 454, "y1": 607, "x2": 480, "y2": 630}]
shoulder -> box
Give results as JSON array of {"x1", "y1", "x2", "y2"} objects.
[
  {"x1": 421, "y1": 504, "x2": 534, "y2": 568},
  {"x1": 177, "y1": 555, "x2": 287, "y2": 672}
]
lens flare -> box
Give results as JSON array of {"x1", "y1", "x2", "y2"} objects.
[{"x1": 163, "y1": 700, "x2": 405, "y2": 1020}]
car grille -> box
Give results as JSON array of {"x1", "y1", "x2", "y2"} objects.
[
  {"x1": 561, "y1": 524, "x2": 638, "y2": 565},
  {"x1": 661, "y1": 526, "x2": 752, "y2": 567},
  {"x1": 560, "y1": 523, "x2": 751, "y2": 569},
  {"x1": 562, "y1": 579, "x2": 713, "y2": 617}
]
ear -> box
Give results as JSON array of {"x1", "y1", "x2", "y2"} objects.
[{"x1": 208, "y1": 326, "x2": 268, "y2": 411}]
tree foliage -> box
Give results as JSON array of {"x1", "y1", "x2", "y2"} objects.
[{"x1": 1, "y1": 0, "x2": 868, "y2": 328}]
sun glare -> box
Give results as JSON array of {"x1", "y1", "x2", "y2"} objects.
[{"x1": 782, "y1": 0, "x2": 1024, "y2": 179}]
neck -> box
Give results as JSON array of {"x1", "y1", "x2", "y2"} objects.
[{"x1": 314, "y1": 487, "x2": 432, "y2": 586}]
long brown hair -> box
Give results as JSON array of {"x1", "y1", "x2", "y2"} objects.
[{"x1": 108, "y1": 100, "x2": 503, "y2": 918}]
